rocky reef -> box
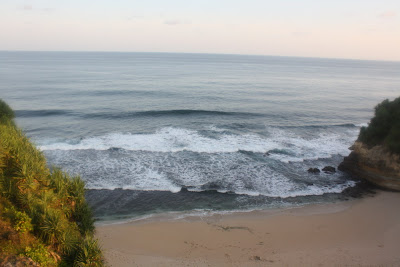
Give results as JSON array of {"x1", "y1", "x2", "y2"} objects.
[{"x1": 339, "y1": 141, "x2": 400, "y2": 191}]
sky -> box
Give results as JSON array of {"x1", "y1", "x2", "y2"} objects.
[{"x1": 0, "y1": 0, "x2": 399, "y2": 61}]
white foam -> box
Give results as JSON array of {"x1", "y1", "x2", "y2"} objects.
[
  {"x1": 222, "y1": 182, "x2": 356, "y2": 198},
  {"x1": 266, "y1": 128, "x2": 355, "y2": 163},
  {"x1": 42, "y1": 126, "x2": 357, "y2": 197},
  {"x1": 121, "y1": 169, "x2": 181, "y2": 193},
  {"x1": 45, "y1": 146, "x2": 356, "y2": 199},
  {"x1": 39, "y1": 126, "x2": 357, "y2": 162},
  {"x1": 206, "y1": 125, "x2": 227, "y2": 132},
  {"x1": 39, "y1": 127, "x2": 270, "y2": 153},
  {"x1": 355, "y1": 122, "x2": 368, "y2": 127}
]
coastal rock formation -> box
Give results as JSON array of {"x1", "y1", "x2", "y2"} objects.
[
  {"x1": 308, "y1": 168, "x2": 320, "y2": 174},
  {"x1": 322, "y1": 166, "x2": 336, "y2": 173},
  {"x1": 339, "y1": 141, "x2": 400, "y2": 191},
  {"x1": 307, "y1": 166, "x2": 336, "y2": 174}
]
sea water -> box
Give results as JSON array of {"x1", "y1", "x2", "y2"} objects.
[{"x1": 1, "y1": 51, "x2": 399, "y2": 221}]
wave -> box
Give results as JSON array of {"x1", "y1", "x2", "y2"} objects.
[
  {"x1": 83, "y1": 89, "x2": 182, "y2": 98},
  {"x1": 281, "y1": 123, "x2": 360, "y2": 129},
  {"x1": 15, "y1": 109, "x2": 367, "y2": 133},
  {"x1": 16, "y1": 109, "x2": 260, "y2": 119},
  {"x1": 15, "y1": 109, "x2": 78, "y2": 118},
  {"x1": 355, "y1": 122, "x2": 368, "y2": 127},
  {"x1": 180, "y1": 181, "x2": 356, "y2": 198},
  {"x1": 85, "y1": 110, "x2": 261, "y2": 119},
  {"x1": 90, "y1": 89, "x2": 151, "y2": 96},
  {"x1": 39, "y1": 126, "x2": 357, "y2": 162},
  {"x1": 85, "y1": 181, "x2": 356, "y2": 198}
]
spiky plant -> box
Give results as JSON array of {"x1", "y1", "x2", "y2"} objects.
[
  {"x1": 68, "y1": 176, "x2": 86, "y2": 199},
  {"x1": 59, "y1": 226, "x2": 81, "y2": 259},
  {"x1": 36, "y1": 190, "x2": 56, "y2": 214},
  {"x1": 74, "y1": 201, "x2": 95, "y2": 236},
  {"x1": 74, "y1": 235, "x2": 104, "y2": 267},
  {"x1": 50, "y1": 168, "x2": 69, "y2": 196},
  {"x1": 39, "y1": 209, "x2": 68, "y2": 250}
]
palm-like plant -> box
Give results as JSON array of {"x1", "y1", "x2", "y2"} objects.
[
  {"x1": 74, "y1": 201, "x2": 95, "y2": 235},
  {"x1": 68, "y1": 176, "x2": 86, "y2": 199},
  {"x1": 50, "y1": 168, "x2": 69, "y2": 196},
  {"x1": 39, "y1": 209, "x2": 67, "y2": 250},
  {"x1": 60, "y1": 226, "x2": 81, "y2": 256},
  {"x1": 74, "y1": 235, "x2": 104, "y2": 267}
]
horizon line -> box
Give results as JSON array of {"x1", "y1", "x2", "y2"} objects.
[{"x1": 1, "y1": 49, "x2": 399, "y2": 63}]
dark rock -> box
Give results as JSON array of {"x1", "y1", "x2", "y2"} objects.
[
  {"x1": 308, "y1": 168, "x2": 320, "y2": 174},
  {"x1": 179, "y1": 187, "x2": 189, "y2": 193},
  {"x1": 200, "y1": 181, "x2": 222, "y2": 191},
  {"x1": 322, "y1": 166, "x2": 336, "y2": 173}
]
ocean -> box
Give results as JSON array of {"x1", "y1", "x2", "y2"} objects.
[{"x1": 1, "y1": 51, "x2": 399, "y2": 222}]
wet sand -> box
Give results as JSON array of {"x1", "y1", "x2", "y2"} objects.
[{"x1": 96, "y1": 190, "x2": 400, "y2": 266}]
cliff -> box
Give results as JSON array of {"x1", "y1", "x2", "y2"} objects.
[{"x1": 339, "y1": 141, "x2": 400, "y2": 191}]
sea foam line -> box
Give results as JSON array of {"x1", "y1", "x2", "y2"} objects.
[{"x1": 39, "y1": 127, "x2": 356, "y2": 161}]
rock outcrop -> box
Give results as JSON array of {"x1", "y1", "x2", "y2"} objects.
[
  {"x1": 322, "y1": 166, "x2": 336, "y2": 173},
  {"x1": 339, "y1": 141, "x2": 400, "y2": 191},
  {"x1": 308, "y1": 168, "x2": 320, "y2": 174}
]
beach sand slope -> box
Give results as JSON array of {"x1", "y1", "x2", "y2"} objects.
[{"x1": 96, "y1": 191, "x2": 400, "y2": 266}]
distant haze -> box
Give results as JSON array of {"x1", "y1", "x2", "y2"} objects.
[{"x1": 1, "y1": 0, "x2": 399, "y2": 61}]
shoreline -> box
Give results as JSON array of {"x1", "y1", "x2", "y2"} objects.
[
  {"x1": 94, "y1": 196, "x2": 356, "y2": 227},
  {"x1": 96, "y1": 190, "x2": 400, "y2": 266}
]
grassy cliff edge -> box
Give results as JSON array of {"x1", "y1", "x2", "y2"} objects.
[{"x1": 0, "y1": 99, "x2": 104, "y2": 266}]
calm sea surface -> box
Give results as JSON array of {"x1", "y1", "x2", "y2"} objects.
[{"x1": 1, "y1": 52, "x2": 399, "y2": 221}]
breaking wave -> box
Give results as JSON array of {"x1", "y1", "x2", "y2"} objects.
[{"x1": 39, "y1": 126, "x2": 356, "y2": 163}]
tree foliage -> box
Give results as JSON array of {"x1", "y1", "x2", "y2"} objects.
[{"x1": 358, "y1": 96, "x2": 400, "y2": 154}]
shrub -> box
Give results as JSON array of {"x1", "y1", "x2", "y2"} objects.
[
  {"x1": 74, "y1": 201, "x2": 95, "y2": 236},
  {"x1": 21, "y1": 243, "x2": 57, "y2": 267},
  {"x1": 39, "y1": 209, "x2": 67, "y2": 246},
  {"x1": 4, "y1": 206, "x2": 33, "y2": 233},
  {"x1": 0, "y1": 99, "x2": 14, "y2": 122},
  {"x1": 74, "y1": 235, "x2": 104, "y2": 267},
  {"x1": 358, "y1": 96, "x2": 400, "y2": 154}
]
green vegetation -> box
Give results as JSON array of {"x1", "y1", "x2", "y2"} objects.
[
  {"x1": 0, "y1": 99, "x2": 15, "y2": 124},
  {"x1": 358, "y1": 96, "x2": 400, "y2": 154},
  {"x1": 0, "y1": 99, "x2": 104, "y2": 266}
]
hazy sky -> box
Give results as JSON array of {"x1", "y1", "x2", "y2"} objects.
[{"x1": 1, "y1": 0, "x2": 399, "y2": 60}]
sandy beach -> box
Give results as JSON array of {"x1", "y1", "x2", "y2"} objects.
[{"x1": 95, "y1": 190, "x2": 400, "y2": 266}]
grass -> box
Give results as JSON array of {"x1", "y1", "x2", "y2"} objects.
[{"x1": 0, "y1": 99, "x2": 104, "y2": 266}]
